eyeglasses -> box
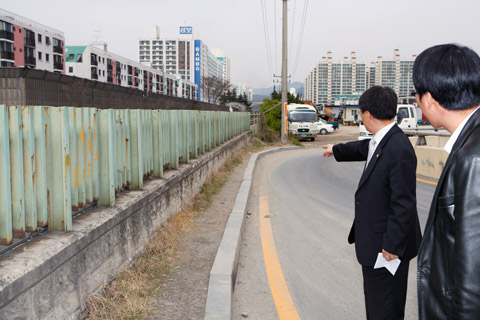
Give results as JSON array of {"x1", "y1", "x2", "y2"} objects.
[{"x1": 410, "y1": 90, "x2": 417, "y2": 97}]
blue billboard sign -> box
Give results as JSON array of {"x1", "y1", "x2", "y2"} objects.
[
  {"x1": 179, "y1": 26, "x2": 193, "y2": 34},
  {"x1": 194, "y1": 40, "x2": 201, "y2": 101}
]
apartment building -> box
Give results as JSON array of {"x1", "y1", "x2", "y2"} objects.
[
  {"x1": 66, "y1": 42, "x2": 197, "y2": 100},
  {"x1": 0, "y1": 8, "x2": 65, "y2": 73},
  {"x1": 210, "y1": 48, "x2": 231, "y2": 83},
  {"x1": 235, "y1": 83, "x2": 253, "y2": 102},
  {"x1": 138, "y1": 26, "x2": 226, "y2": 101},
  {"x1": 305, "y1": 49, "x2": 416, "y2": 105}
]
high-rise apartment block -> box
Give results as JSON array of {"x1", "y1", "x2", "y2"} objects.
[
  {"x1": 210, "y1": 48, "x2": 231, "y2": 83},
  {"x1": 235, "y1": 83, "x2": 253, "y2": 102},
  {"x1": 305, "y1": 49, "x2": 416, "y2": 105},
  {"x1": 138, "y1": 26, "x2": 227, "y2": 101},
  {"x1": 0, "y1": 9, "x2": 65, "y2": 73}
]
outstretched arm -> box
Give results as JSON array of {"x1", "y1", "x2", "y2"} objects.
[{"x1": 330, "y1": 139, "x2": 369, "y2": 162}]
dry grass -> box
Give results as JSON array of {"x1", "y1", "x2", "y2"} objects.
[{"x1": 81, "y1": 150, "x2": 246, "y2": 320}]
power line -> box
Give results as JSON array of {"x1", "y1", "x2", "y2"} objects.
[
  {"x1": 261, "y1": 0, "x2": 274, "y2": 80},
  {"x1": 291, "y1": 0, "x2": 309, "y2": 79},
  {"x1": 288, "y1": 0, "x2": 297, "y2": 66},
  {"x1": 274, "y1": 0, "x2": 279, "y2": 74}
]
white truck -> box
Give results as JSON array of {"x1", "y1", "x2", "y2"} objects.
[
  {"x1": 287, "y1": 103, "x2": 318, "y2": 141},
  {"x1": 396, "y1": 104, "x2": 417, "y2": 129},
  {"x1": 358, "y1": 104, "x2": 418, "y2": 140}
]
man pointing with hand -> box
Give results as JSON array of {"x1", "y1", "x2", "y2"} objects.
[{"x1": 323, "y1": 85, "x2": 422, "y2": 320}]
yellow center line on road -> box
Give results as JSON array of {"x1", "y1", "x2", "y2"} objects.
[
  {"x1": 259, "y1": 193, "x2": 301, "y2": 320},
  {"x1": 417, "y1": 178, "x2": 438, "y2": 186}
]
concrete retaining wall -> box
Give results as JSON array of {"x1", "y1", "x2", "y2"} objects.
[{"x1": 0, "y1": 132, "x2": 250, "y2": 320}]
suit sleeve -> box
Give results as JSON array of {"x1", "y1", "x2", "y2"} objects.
[
  {"x1": 382, "y1": 138, "x2": 417, "y2": 257},
  {"x1": 333, "y1": 139, "x2": 369, "y2": 162},
  {"x1": 452, "y1": 154, "x2": 480, "y2": 318}
]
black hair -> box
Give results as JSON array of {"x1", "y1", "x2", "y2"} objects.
[
  {"x1": 413, "y1": 44, "x2": 480, "y2": 110},
  {"x1": 359, "y1": 85, "x2": 397, "y2": 120}
]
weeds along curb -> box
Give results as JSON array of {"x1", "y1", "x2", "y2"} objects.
[{"x1": 204, "y1": 146, "x2": 301, "y2": 320}]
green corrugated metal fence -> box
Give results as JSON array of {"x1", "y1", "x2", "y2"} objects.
[{"x1": 0, "y1": 105, "x2": 250, "y2": 244}]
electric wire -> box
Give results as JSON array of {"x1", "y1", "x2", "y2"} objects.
[
  {"x1": 274, "y1": 0, "x2": 279, "y2": 75},
  {"x1": 288, "y1": 0, "x2": 297, "y2": 70},
  {"x1": 291, "y1": 0, "x2": 309, "y2": 79},
  {"x1": 261, "y1": 0, "x2": 274, "y2": 80}
]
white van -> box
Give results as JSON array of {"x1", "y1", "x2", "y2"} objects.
[{"x1": 287, "y1": 103, "x2": 318, "y2": 141}]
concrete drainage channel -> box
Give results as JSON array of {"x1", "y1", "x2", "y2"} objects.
[{"x1": 204, "y1": 146, "x2": 300, "y2": 320}]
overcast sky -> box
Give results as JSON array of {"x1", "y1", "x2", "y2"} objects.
[{"x1": 2, "y1": 0, "x2": 480, "y2": 88}]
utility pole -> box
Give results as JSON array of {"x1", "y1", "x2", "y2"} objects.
[{"x1": 280, "y1": 0, "x2": 288, "y2": 144}]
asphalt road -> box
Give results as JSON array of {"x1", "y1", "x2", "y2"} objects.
[{"x1": 232, "y1": 138, "x2": 435, "y2": 320}]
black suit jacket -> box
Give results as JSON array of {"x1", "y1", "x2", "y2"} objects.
[{"x1": 333, "y1": 124, "x2": 422, "y2": 266}]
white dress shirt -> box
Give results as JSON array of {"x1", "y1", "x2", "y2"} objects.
[
  {"x1": 370, "y1": 121, "x2": 396, "y2": 156},
  {"x1": 444, "y1": 106, "x2": 480, "y2": 154}
]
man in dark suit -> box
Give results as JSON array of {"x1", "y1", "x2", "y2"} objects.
[
  {"x1": 413, "y1": 44, "x2": 480, "y2": 319},
  {"x1": 323, "y1": 86, "x2": 422, "y2": 320}
]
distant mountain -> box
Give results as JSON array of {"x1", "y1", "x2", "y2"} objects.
[{"x1": 253, "y1": 81, "x2": 304, "y2": 102}]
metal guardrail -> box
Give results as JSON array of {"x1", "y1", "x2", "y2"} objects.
[{"x1": 0, "y1": 105, "x2": 250, "y2": 245}]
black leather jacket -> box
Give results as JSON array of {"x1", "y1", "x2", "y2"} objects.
[{"x1": 418, "y1": 108, "x2": 480, "y2": 319}]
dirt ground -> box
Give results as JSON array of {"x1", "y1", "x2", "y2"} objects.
[{"x1": 144, "y1": 125, "x2": 359, "y2": 319}]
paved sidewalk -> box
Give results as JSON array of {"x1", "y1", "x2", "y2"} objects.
[{"x1": 145, "y1": 150, "x2": 251, "y2": 319}]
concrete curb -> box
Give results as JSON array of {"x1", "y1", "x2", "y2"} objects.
[{"x1": 204, "y1": 146, "x2": 300, "y2": 320}]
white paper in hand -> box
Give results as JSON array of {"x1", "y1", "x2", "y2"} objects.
[{"x1": 373, "y1": 252, "x2": 401, "y2": 275}]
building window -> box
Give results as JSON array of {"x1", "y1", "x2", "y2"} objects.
[
  {"x1": 46, "y1": 53, "x2": 49, "y2": 62},
  {"x1": 69, "y1": 67, "x2": 73, "y2": 73},
  {"x1": 38, "y1": 34, "x2": 42, "y2": 42},
  {"x1": 38, "y1": 52, "x2": 42, "y2": 60},
  {"x1": 46, "y1": 36, "x2": 50, "y2": 45}
]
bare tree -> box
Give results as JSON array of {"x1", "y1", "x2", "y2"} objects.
[{"x1": 201, "y1": 76, "x2": 231, "y2": 104}]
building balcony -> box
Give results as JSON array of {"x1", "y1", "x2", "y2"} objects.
[
  {"x1": 53, "y1": 46, "x2": 63, "y2": 54},
  {"x1": 91, "y1": 59, "x2": 98, "y2": 66},
  {"x1": 25, "y1": 37, "x2": 36, "y2": 47},
  {"x1": 54, "y1": 62, "x2": 63, "y2": 70},
  {"x1": 107, "y1": 76, "x2": 113, "y2": 83},
  {"x1": 91, "y1": 72, "x2": 98, "y2": 80},
  {"x1": 1, "y1": 51, "x2": 14, "y2": 60},
  {"x1": 0, "y1": 30, "x2": 14, "y2": 41},
  {"x1": 24, "y1": 56, "x2": 36, "y2": 66}
]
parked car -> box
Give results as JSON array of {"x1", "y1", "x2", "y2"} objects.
[
  {"x1": 316, "y1": 119, "x2": 334, "y2": 135},
  {"x1": 358, "y1": 121, "x2": 373, "y2": 140},
  {"x1": 327, "y1": 121, "x2": 339, "y2": 130}
]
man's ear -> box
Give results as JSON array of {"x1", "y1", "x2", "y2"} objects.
[
  {"x1": 423, "y1": 92, "x2": 435, "y2": 110},
  {"x1": 426, "y1": 93, "x2": 446, "y2": 115}
]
